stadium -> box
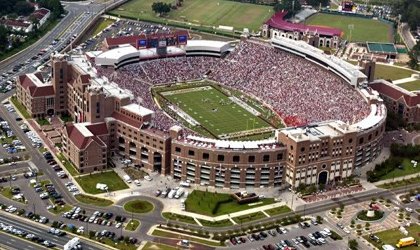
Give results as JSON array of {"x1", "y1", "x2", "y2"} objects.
[{"x1": 16, "y1": 32, "x2": 386, "y2": 189}]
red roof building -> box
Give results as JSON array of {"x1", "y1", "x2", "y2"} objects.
[{"x1": 262, "y1": 11, "x2": 342, "y2": 49}]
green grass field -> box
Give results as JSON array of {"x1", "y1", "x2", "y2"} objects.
[
  {"x1": 364, "y1": 224, "x2": 420, "y2": 250},
  {"x1": 377, "y1": 158, "x2": 420, "y2": 181},
  {"x1": 185, "y1": 190, "x2": 275, "y2": 216},
  {"x1": 75, "y1": 171, "x2": 129, "y2": 194},
  {"x1": 397, "y1": 80, "x2": 420, "y2": 91},
  {"x1": 124, "y1": 200, "x2": 154, "y2": 213},
  {"x1": 161, "y1": 85, "x2": 272, "y2": 139},
  {"x1": 374, "y1": 64, "x2": 418, "y2": 81},
  {"x1": 110, "y1": 0, "x2": 272, "y2": 31},
  {"x1": 306, "y1": 13, "x2": 392, "y2": 42},
  {"x1": 74, "y1": 194, "x2": 113, "y2": 206},
  {"x1": 92, "y1": 18, "x2": 115, "y2": 36}
]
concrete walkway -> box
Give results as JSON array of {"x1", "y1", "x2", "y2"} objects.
[
  {"x1": 393, "y1": 76, "x2": 420, "y2": 85},
  {"x1": 158, "y1": 202, "x2": 285, "y2": 222}
]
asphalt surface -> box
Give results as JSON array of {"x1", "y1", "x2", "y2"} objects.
[{"x1": 0, "y1": 212, "x2": 106, "y2": 250}]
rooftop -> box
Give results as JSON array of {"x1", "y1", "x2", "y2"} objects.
[{"x1": 122, "y1": 103, "x2": 154, "y2": 117}]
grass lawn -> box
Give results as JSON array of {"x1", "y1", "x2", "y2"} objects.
[
  {"x1": 124, "y1": 219, "x2": 140, "y2": 231},
  {"x1": 151, "y1": 229, "x2": 223, "y2": 247},
  {"x1": 265, "y1": 205, "x2": 292, "y2": 216},
  {"x1": 110, "y1": 0, "x2": 272, "y2": 31},
  {"x1": 198, "y1": 218, "x2": 233, "y2": 227},
  {"x1": 378, "y1": 176, "x2": 420, "y2": 189},
  {"x1": 374, "y1": 64, "x2": 417, "y2": 81},
  {"x1": 0, "y1": 187, "x2": 26, "y2": 204},
  {"x1": 99, "y1": 238, "x2": 138, "y2": 250},
  {"x1": 142, "y1": 242, "x2": 178, "y2": 250},
  {"x1": 377, "y1": 158, "x2": 420, "y2": 181},
  {"x1": 92, "y1": 18, "x2": 115, "y2": 36},
  {"x1": 49, "y1": 203, "x2": 72, "y2": 215},
  {"x1": 10, "y1": 96, "x2": 30, "y2": 119},
  {"x1": 75, "y1": 171, "x2": 129, "y2": 194},
  {"x1": 60, "y1": 114, "x2": 73, "y2": 123},
  {"x1": 397, "y1": 80, "x2": 420, "y2": 91},
  {"x1": 364, "y1": 224, "x2": 420, "y2": 250},
  {"x1": 0, "y1": 135, "x2": 17, "y2": 144},
  {"x1": 306, "y1": 13, "x2": 392, "y2": 42},
  {"x1": 123, "y1": 200, "x2": 154, "y2": 213},
  {"x1": 162, "y1": 212, "x2": 197, "y2": 224},
  {"x1": 36, "y1": 118, "x2": 50, "y2": 126},
  {"x1": 232, "y1": 211, "x2": 267, "y2": 224},
  {"x1": 74, "y1": 194, "x2": 113, "y2": 206},
  {"x1": 161, "y1": 84, "x2": 272, "y2": 139},
  {"x1": 57, "y1": 153, "x2": 79, "y2": 176},
  {"x1": 185, "y1": 190, "x2": 275, "y2": 216}
]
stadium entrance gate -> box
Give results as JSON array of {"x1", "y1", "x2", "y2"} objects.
[
  {"x1": 318, "y1": 171, "x2": 328, "y2": 185},
  {"x1": 153, "y1": 152, "x2": 162, "y2": 173}
]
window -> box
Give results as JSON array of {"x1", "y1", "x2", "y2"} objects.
[
  {"x1": 277, "y1": 153, "x2": 283, "y2": 160},
  {"x1": 263, "y1": 155, "x2": 270, "y2": 162},
  {"x1": 301, "y1": 147, "x2": 305, "y2": 152},
  {"x1": 175, "y1": 147, "x2": 181, "y2": 153},
  {"x1": 248, "y1": 155, "x2": 255, "y2": 162},
  {"x1": 359, "y1": 138, "x2": 364, "y2": 144},
  {"x1": 188, "y1": 150, "x2": 195, "y2": 156},
  {"x1": 217, "y1": 155, "x2": 224, "y2": 162},
  {"x1": 233, "y1": 156, "x2": 240, "y2": 162},
  {"x1": 202, "y1": 153, "x2": 209, "y2": 160},
  {"x1": 348, "y1": 138, "x2": 353, "y2": 144}
]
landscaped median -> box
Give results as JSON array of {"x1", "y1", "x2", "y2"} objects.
[
  {"x1": 232, "y1": 211, "x2": 267, "y2": 224},
  {"x1": 75, "y1": 170, "x2": 129, "y2": 194},
  {"x1": 56, "y1": 153, "x2": 79, "y2": 176},
  {"x1": 185, "y1": 190, "x2": 275, "y2": 216},
  {"x1": 10, "y1": 96, "x2": 30, "y2": 119},
  {"x1": 124, "y1": 219, "x2": 140, "y2": 231},
  {"x1": 142, "y1": 242, "x2": 178, "y2": 250},
  {"x1": 74, "y1": 194, "x2": 113, "y2": 207},
  {"x1": 123, "y1": 200, "x2": 154, "y2": 214},
  {"x1": 151, "y1": 227, "x2": 224, "y2": 247}
]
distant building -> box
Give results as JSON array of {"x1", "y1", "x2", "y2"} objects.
[
  {"x1": 30, "y1": 8, "x2": 51, "y2": 28},
  {"x1": 1, "y1": 19, "x2": 33, "y2": 33},
  {"x1": 1, "y1": 7, "x2": 50, "y2": 33},
  {"x1": 370, "y1": 80, "x2": 420, "y2": 124},
  {"x1": 262, "y1": 11, "x2": 342, "y2": 48}
]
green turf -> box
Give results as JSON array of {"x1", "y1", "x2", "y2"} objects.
[
  {"x1": 92, "y1": 18, "x2": 114, "y2": 36},
  {"x1": 152, "y1": 229, "x2": 224, "y2": 247},
  {"x1": 74, "y1": 194, "x2": 113, "y2": 206},
  {"x1": 265, "y1": 205, "x2": 292, "y2": 216},
  {"x1": 377, "y1": 158, "x2": 420, "y2": 181},
  {"x1": 75, "y1": 171, "x2": 129, "y2": 194},
  {"x1": 364, "y1": 224, "x2": 420, "y2": 250},
  {"x1": 374, "y1": 64, "x2": 417, "y2": 81},
  {"x1": 161, "y1": 85, "x2": 272, "y2": 139},
  {"x1": 198, "y1": 218, "x2": 233, "y2": 227},
  {"x1": 397, "y1": 80, "x2": 420, "y2": 91},
  {"x1": 110, "y1": 0, "x2": 272, "y2": 31},
  {"x1": 306, "y1": 13, "x2": 392, "y2": 42},
  {"x1": 378, "y1": 176, "x2": 420, "y2": 189},
  {"x1": 161, "y1": 212, "x2": 197, "y2": 224},
  {"x1": 232, "y1": 211, "x2": 267, "y2": 224},
  {"x1": 57, "y1": 153, "x2": 79, "y2": 176},
  {"x1": 10, "y1": 96, "x2": 30, "y2": 119},
  {"x1": 124, "y1": 219, "x2": 140, "y2": 231},
  {"x1": 123, "y1": 200, "x2": 154, "y2": 213},
  {"x1": 142, "y1": 242, "x2": 178, "y2": 250},
  {"x1": 185, "y1": 190, "x2": 275, "y2": 216}
]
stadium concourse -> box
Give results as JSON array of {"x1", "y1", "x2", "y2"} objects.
[{"x1": 95, "y1": 40, "x2": 370, "y2": 130}]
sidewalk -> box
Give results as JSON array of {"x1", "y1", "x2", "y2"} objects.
[{"x1": 160, "y1": 201, "x2": 287, "y2": 223}]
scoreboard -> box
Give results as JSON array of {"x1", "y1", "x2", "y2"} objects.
[{"x1": 136, "y1": 31, "x2": 189, "y2": 52}]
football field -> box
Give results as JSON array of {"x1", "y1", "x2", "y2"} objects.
[
  {"x1": 110, "y1": 0, "x2": 273, "y2": 31},
  {"x1": 160, "y1": 85, "x2": 273, "y2": 139},
  {"x1": 306, "y1": 13, "x2": 392, "y2": 43}
]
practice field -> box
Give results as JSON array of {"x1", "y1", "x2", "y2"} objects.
[
  {"x1": 306, "y1": 13, "x2": 392, "y2": 43},
  {"x1": 160, "y1": 85, "x2": 273, "y2": 139},
  {"x1": 109, "y1": 0, "x2": 272, "y2": 31}
]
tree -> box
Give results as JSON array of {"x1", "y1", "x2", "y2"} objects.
[
  {"x1": 0, "y1": 25, "x2": 9, "y2": 52},
  {"x1": 274, "y1": 0, "x2": 301, "y2": 17},
  {"x1": 15, "y1": 1, "x2": 35, "y2": 16},
  {"x1": 348, "y1": 239, "x2": 358, "y2": 250},
  {"x1": 38, "y1": 0, "x2": 64, "y2": 19},
  {"x1": 408, "y1": 41, "x2": 419, "y2": 70},
  {"x1": 306, "y1": 0, "x2": 329, "y2": 8},
  {"x1": 152, "y1": 2, "x2": 172, "y2": 16}
]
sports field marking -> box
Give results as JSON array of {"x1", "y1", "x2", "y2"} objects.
[{"x1": 160, "y1": 85, "x2": 272, "y2": 138}]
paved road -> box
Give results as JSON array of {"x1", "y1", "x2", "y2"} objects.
[
  {"x1": 400, "y1": 23, "x2": 416, "y2": 50},
  {"x1": 0, "y1": 231, "x2": 45, "y2": 250}
]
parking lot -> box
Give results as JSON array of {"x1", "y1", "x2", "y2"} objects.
[{"x1": 225, "y1": 221, "x2": 348, "y2": 250}]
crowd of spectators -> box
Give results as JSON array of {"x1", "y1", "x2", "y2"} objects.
[{"x1": 95, "y1": 40, "x2": 370, "y2": 130}]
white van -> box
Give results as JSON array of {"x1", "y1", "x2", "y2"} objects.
[{"x1": 123, "y1": 175, "x2": 132, "y2": 183}]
